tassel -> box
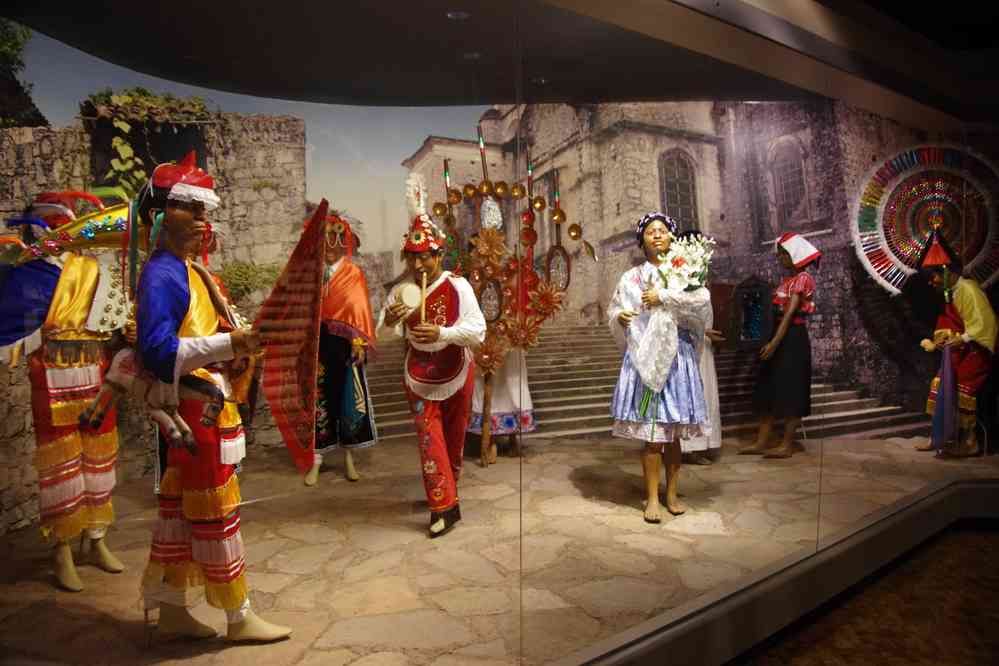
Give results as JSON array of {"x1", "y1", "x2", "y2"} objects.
[
  {"x1": 149, "y1": 211, "x2": 165, "y2": 253},
  {"x1": 120, "y1": 205, "x2": 130, "y2": 292},
  {"x1": 128, "y1": 199, "x2": 141, "y2": 298},
  {"x1": 201, "y1": 223, "x2": 212, "y2": 266}
]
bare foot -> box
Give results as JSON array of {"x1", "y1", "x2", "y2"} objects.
[
  {"x1": 643, "y1": 498, "x2": 662, "y2": 524},
  {"x1": 304, "y1": 461, "x2": 320, "y2": 487},
  {"x1": 914, "y1": 439, "x2": 935, "y2": 451},
  {"x1": 665, "y1": 496, "x2": 686, "y2": 515},
  {"x1": 344, "y1": 450, "x2": 360, "y2": 482},
  {"x1": 739, "y1": 444, "x2": 768, "y2": 455},
  {"x1": 763, "y1": 446, "x2": 793, "y2": 459}
]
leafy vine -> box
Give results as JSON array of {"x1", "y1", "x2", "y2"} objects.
[{"x1": 80, "y1": 87, "x2": 217, "y2": 197}]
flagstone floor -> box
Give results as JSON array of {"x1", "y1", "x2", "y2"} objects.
[{"x1": 1, "y1": 435, "x2": 996, "y2": 666}]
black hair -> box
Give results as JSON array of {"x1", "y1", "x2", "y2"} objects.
[
  {"x1": 136, "y1": 179, "x2": 170, "y2": 227},
  {"x1": 636, "y1": 212, "x2": 678, "y2": 247}
]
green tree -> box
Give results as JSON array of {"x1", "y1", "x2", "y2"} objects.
[{"x1": 0, "y1": 18, "x2": 31, "y2": 77}]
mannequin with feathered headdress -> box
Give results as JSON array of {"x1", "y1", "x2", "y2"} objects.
[{"x1": 375, "y1": 170, "x2": 486, "y2": 538}]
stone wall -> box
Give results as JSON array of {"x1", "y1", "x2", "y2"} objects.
[
  {"x1": 0, "y1": 113, "x2": 310, "y2": 536},
  {"x1": 204, "y1": 113, "x2": 307, "y2": 270},
  {"x1": 0, "y1": 125, "x2": 92, "y2": 221}
]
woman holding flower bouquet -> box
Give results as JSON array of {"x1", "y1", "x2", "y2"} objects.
[
  {"x1": 608, "y1": 213, "x2": 713, "y2": 522},
  {"x1": 740, "y1": 232, "x2": 820, "y2": 459}
]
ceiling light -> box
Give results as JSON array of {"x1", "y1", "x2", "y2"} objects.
[
  {"x1": 463, "y1": 51, "x2": 481, "y2": 61},
  {"x1": 530, "y1": 76, "x2": 549, "y2": 86},
  {"x1": 447, "y1": 10, "x2": 471, "y2": 20}
]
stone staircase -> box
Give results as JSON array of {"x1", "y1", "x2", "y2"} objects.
[{"x1": 368, "y1": 325, "x2": 931, "y2": 442}]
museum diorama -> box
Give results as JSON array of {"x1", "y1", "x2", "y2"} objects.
[{"x1": 1, "y1": 2, "x2": 998, "y2": 665}]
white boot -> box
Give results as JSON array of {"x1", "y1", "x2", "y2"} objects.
[
  {"x1": 226, "y1": 610, "x2": 292, "y2": 642},
  {"x1": 157, "y1": 603, "x2": 217, "y2": 639},
  {"x1": 54, "y1": 540, "x2": 83, "y2": 592}
]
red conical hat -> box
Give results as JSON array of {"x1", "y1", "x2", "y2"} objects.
[{"x1": 151, "y1": 150, "x2": 220, "y2": 210}]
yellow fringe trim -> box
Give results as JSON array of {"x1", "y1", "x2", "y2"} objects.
[
  {"x1": 205, "y1": 574, "x2": 248, "y2": 611},
  {"x1": 229, "y1": 356, "x2": 256, "y2": 405},
  {"x1": 960, "y1": 413, "x2": 977, "y2": 429},
  {"x1": 81, "y1": 428, "x2": 119, "y2": 461},
  {"x1": 218, "y1": 401, "x2": 242, "y2": 429},
  {"x1": 926, "y1": 379, "x2": 977, "y2": 416},
  {"x1": 141, "y1": 560, "x2": 206, "y2": 591},
  {"x1": 35, "y1": 430, "x2": 83, "y2": 471},
  {"x1": 41, "y1": 501, "x2": 114, "y2": 543},
  {"x1": 43, "y1": 505, "x2": 87, "y2": 543},
  {"x1": 182, "y1": 474, "x2": 242, "y2": 522},
  {"x1": 87, "y1": 500, "x2": 115, "y2": 530},
  {"x1": 41, "y1": 341, "x2": 105, "y2": 367},
  {"x1": 50, "y1": 398, "x2": 91, "y2": 428},
  {"x1": 159, "y1": 467, "x2": 183, "y2": 497}
]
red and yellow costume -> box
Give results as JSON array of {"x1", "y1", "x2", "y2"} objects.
[
  {"x1": 2, "y1": 192, "x2": 129, "y2": 544},
  {"x1": 925, "y1": 277, "x2": 997, "y2": 429},
  {"x1": 136, "y1": 155, "x2": 252, "y2": 612}
]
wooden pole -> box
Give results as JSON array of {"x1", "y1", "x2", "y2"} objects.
[
  {"x1": 420, "y1": 272, "x2": 427, "y2": 324},
  {"x1": 480, "y1": 371, "x2": 496, "y2": 466}
]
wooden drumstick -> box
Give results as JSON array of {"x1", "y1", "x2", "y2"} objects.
[{"x1": 420, "y1": 272, "x2": 427, "y2": 324}]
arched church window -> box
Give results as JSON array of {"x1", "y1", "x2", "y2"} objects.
[
  {"x1": 772, "y1": 141, "x2": 806, "y2": 227},
  {"x1": 658, "y1": 150, "x2": 699, "y2": 231}
]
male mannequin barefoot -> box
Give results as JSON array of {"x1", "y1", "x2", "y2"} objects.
[{"x1": 305, "y1": 216, "x2": 378, "y2": 486}]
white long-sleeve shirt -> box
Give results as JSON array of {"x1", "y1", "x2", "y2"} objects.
[{"x1": 377, "y1": 271, "x2": 486, "y2": 400}]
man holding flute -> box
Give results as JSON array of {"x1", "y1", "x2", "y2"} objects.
[{"x1": 377, "y1": 215, "x2": 486, "y2": 537}]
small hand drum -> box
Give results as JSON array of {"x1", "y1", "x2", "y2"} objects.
[{"x1": 398, "y1": 283, "x2": 422, "y2": 310}]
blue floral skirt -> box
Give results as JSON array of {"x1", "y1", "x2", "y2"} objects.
[{"x1": 611, "y1": 330, "x2": 709, "y2": 443}]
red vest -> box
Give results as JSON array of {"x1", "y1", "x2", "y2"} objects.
[{"x1": 405, "y1": 278, "x2": 464, "y2": 386}]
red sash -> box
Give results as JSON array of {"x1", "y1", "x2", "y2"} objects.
[
  {"x1": 406, "y1": 277, "x2": 464, "y2": 385},
  {"x1": 936, "y1": 303, "x2": 965, "y2": 337}
]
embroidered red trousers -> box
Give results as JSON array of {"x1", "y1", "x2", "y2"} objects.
[{"x1": 405, "y1": 367, "x2": 475, "y2": 512}]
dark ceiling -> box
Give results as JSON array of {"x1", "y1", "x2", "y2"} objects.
[
  {"x1": 855, "y1": 0, "x2": 999, "y2": 51},
  {"x1": 3, "y1": 1, "x2": 816, "y2": 107},
  {"x1": 5, "y1": 1, "x2": 997, "y2": 122}
]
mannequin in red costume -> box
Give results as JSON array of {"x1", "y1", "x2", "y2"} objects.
[{"x1": 377, "y1": 215, "x2": 486, "y2": 537}]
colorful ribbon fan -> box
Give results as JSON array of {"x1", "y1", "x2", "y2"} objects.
[{"x1": 852, "y1": 145, "x2": 999, "y2": 294}]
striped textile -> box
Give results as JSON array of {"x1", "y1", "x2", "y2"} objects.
[{"x1": 29, "y1": 349, "x2": 117, "y2": 542}]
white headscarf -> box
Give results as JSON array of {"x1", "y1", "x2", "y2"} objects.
[{"x1": 776, "y1": 232, "x2": 821, "y2": 268}]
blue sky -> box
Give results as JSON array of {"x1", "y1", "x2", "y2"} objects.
[{"x1": 21, "y1": 30, "x2": 489, "y2": 253}]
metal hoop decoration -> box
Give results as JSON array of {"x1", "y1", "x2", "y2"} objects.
[
  {"x1": 478, "y1": 279, "x2": 505, "y2": 323},
  {"x1": 545, "y1": 245, "x2": 571, "y2": 291}
]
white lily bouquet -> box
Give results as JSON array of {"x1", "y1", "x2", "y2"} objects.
[
  {"x1": 656, "y1": 233, "x2": 717, "y2": 292},
  {"x1": 637, "y1": 233, "x2": 716, "y2": 418}
]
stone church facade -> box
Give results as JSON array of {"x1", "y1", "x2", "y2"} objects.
[{"x1": 404, "y1": 100, "x2": 954, "y2": 417}]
